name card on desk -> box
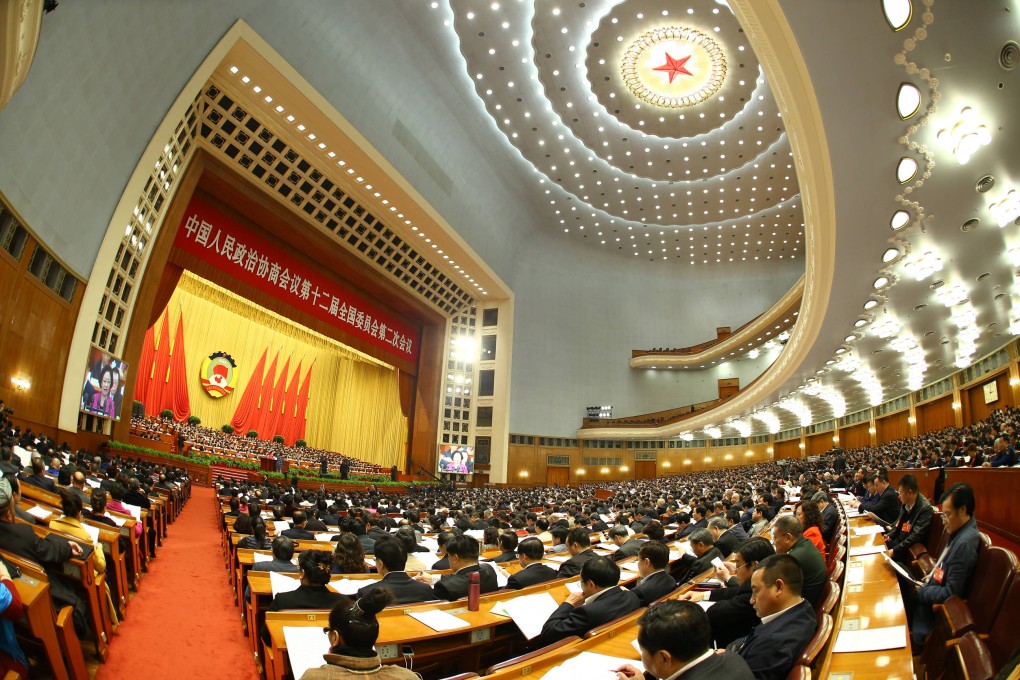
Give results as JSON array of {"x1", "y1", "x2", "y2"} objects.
[
  {"x1": 269, "y1": 571, "x2": 301, "y2": 596},
  {"x1": 283, "y1": 626, "x2": 330, "y2": 680},
  {"x1": 407, "y1": 609, "x2": 469, "y2": 632},
  {"x1": 849, "y1": 544, "x2": 888, "y2": 557}
]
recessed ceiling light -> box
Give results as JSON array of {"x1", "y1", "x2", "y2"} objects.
[
  {"x1": 864, "y1": 300, "x2": 879, "y2": 310},
  {"x1": 874, "y1": 277, "x2": 890, "y2": 289},
  {"x1": 882, "y1": 248, "x2": 899, "y2": 263},
  {"x1": 896, "y1": 83, "x2": 921, "y2": 119},
  {"x1": 897, "y1": 157, "x2": 919, "y2": 184},
  {"x1": 882, "y1": 0, "x2": 912, "y2": 30}
]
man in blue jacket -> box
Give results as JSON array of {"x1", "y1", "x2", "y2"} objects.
[{"x1": 904, "y1": 482, "x2": 980, "y2": 647}]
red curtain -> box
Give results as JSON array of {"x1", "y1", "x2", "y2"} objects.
[
  {"x1": 146, "y1": 312, "x2": 172, "y2": 416},
  {"x1": 278, "y1": 361, "x2": 302, "y2": 445},
  {"x1": 134, "y1": 324, "x2": 156, "y2": 411},
  {"x1": 149, "y1": 263, "x2": 183, "y2": 328},
  {"x1": 230, "y1": 348, "x2": 267, "y2": 433},
  {"x1": 260, "y1": 356, "x2": 290, "y2": 439},
  {"x1": 294, "y1": 364, "x2": 314, "y2": 443},
  {"x1": 168, "y1": 312, "x2": 191, "y2": 422}
]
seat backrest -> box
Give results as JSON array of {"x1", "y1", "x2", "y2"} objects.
[
  {"x1": 583, "y1": 607, "x2": 646, "y2": 639},
  {"x1": 928, "y1": 514, "x2": 948, "y2": 556},
  {"x1": 798, "y1": 613, "x2": 833, "y2": 667},
  {"x1": 827, "y1": 545, "x2": 846, "y2": 577},
  {"x1": 828, "y1": 559, "x2": 844, "y2": 585},
  {"x1": 964, "y1": 545, "x2": 1016, "y2": 631},
  {"x1": 484, "y1": 636, "x2": 580, "y2": 675},
  {"x1": 985, "y1": 573, "x2": 1020, "y2": 669},
  {"x1": 817, "y1": 580, "x2": 840, "y2": 618},
  {"x1": 978, "y1": 532, "x2": 993, "y2": 548},
  {"x1": 944, "y1": 631, "x2": 995, "y2": 680},
  {"x1": 784, "y1": 663, "x2": 811, "y2": 680}
]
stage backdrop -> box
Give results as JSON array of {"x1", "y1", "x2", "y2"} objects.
[{"x1": 160, "y1": 271, "x2": 404, "y2": 467}]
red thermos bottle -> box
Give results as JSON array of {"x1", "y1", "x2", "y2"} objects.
[{"x1": 468, "y1": 571, "x2": 480, "y2": 611}]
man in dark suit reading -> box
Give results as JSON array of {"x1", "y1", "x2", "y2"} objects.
[
  {"x1": 540, "y1": 556, "x2": 641, "y2": 644},
  {"x1": 612, "y1": 600, "x2": 754, "y2": 680},
  {"x1": 505, "y1": 538, "x2": 558, "y2": 589},
  {"x1": 608, "y1": 524, "x2": 645, "y2": 562},
  {"x1": 425, "y1": 535, "x2": 498, "y2": 601},
  {"x1": 356, "y1": 536, "x2": 436, "y2": 604},
  {"x1": 628, "y1": 542, "x2": 677, "y2": 606},
  {"x1": 733, "y1": 554, "x2": 818, "y2": 680},
  {"x1": 557, "y1": 527, "x2": 599, "y2": 578}
]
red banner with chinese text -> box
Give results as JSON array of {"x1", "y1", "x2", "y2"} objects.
[{"x1": 173, "y1": 195, "x2": 420, "y2": 363}]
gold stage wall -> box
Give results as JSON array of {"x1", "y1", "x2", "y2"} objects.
[{"x1": 164, "y1": 272, "x2": 404, "y2": 466}]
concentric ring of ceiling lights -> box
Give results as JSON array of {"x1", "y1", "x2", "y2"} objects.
[{"x1": 620, "y1": 27, "x2": 727, "y2": 109}]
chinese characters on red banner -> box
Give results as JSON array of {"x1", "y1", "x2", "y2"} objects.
[{"x1": 174, "y1": 195, "x2": 420, "y2": 363}]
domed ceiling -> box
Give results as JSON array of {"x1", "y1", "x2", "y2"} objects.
[{"x1": 439, "y1": 0, "x2": 805, "y2": 265}]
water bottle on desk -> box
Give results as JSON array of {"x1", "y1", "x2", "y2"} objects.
[{"x1": 467, "y1": 571, "x2": 480, "y2": 611}]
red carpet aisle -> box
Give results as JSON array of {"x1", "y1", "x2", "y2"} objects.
[{"x1": 96, "y1": 486, "x2": 259, "y2": 680}]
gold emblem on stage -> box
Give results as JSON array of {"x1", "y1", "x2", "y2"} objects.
[{"x1": 200, "y1": 351, "x2": 237, "y2": 398}]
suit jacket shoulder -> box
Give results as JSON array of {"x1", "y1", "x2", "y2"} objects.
[
  {"x1": 506, "y1": 563, "x2": 558, "y2": 589},
  {"x1": 684, "y1": 651, "x2": 755, "y2": 680},
  {"x1": 539, "y1": 586, "x2": 641, "y2": 644},
  {"x1": 630, "y1": 571, "x2": 677, "y2": 606},
  {"x1": 737, "y1": 599, "x2": 817, "y2": 680}
]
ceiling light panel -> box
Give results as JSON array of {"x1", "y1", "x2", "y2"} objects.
[{"x1": 442, "y1": 0, "x2": 806, "y2": 263}]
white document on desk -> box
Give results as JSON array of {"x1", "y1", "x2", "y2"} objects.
[
  {"x1": 544, "y1": 554, "x2": 571, "y2": 564},
  {"x1": 882, "y1": 553, "x2": 924, "y2": 586},
  {"x1": 565, "y1": 581, "x2": 583, "y2": 594},
  {"x1": 540, "y1": 652, "x2": 645, "y2": 680},
  {"x1": 283, "y1": 626, "x2": 330, "y2": 680},
  {"x1": 408, "y1": 609, "x2": 470, "y2": 632},
  {"x1": 82, "y1": 523, "x2": 101, "y2": 544},
  {"x1": 327, "y1": 578, "x2": 381, "y2": 595},
  {"x1": 26, "y1": 505, "x2": 52, "y2": 520},
  {"x1": 853, "y1": 525, "x2": 887, "y2": 536},
  {"x1": 619, "y1": 561, "x2": 641, "y2": 573},
  {"x1": 697, "y1": 600, "x2": 716, "y2": 611},
  {"x1": 493, "y1": 565, "x2": 510, "y2": 588},
  {"x1": 832, "y1": 625, "x2": 908, "y2": 653},
  {"x1": 500, "y1": 592, "x2": 560, "y2": 640},
  {"x1": 273, "y1": 520, "x2": 291, "y2": 534},
  {"x1": 314, "y1": 533, "x2": 338, "y2": 542},
  {"x1": 849, "y1": 544, "x2": 888, "y2": 557},
  {"x1": 269, "y1": 570, "x2": 301, "y2": 596}
]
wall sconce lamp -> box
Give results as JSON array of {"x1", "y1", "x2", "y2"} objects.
[{"x1": 10, "y1": 376, "x2": 30, "y2": 391}]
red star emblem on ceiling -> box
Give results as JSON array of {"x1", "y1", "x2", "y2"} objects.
[{"x1": 652, "y1": 52, "x2": 693, "y2": 84}]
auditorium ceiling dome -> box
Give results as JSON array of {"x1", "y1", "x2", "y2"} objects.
[{"x1": 442, "y1": 0, "x2": 805, "y2": 266}]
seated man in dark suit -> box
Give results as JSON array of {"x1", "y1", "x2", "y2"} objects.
[
  {"x1": 557, "y1": 527, "x2": 599, "y2": 578},
  {"x1": 488, "y1": 532, "x2": 519, "y2": 563},
  {"x1": 628, "y1": 542, "x2": 677, "y2": 606},
  {"x1": 733, "y1": 554, "x2": 818, "y2": 680},
  {"x1": 260, "y1": 550, "x2": 348, "y2": 645},
  {"x1": 425, "y1": 535, "x2": 498, "y2": 601},
  {"x1": 675, "y1": 528, "x2": 723, "y2": 583},
  {"x1": 365, "y1": 515, "x2": 391, "y2": 543},
  {"x1": 813, "y1": 492, "x2": 839, "y2": 545},
  {"x1": 612, "y1": 600, "x2": 754, "y2": 680},
  {"x1": 22, "y1": 457, "x2": 55, "y2": 492},
  {"x1": 430, "y1": 531, "x2": 457, "y2": 570},
  {"x1": 540, "y1": 556, "x2": 641, "y2": 644},
  {"x1": 505, "y1": 538, "x2": 559, "y2": 589},
  {"x1": 281, "y1": 510, "x2": 316, "y2": 540},
  {"x1": 769, "y1": 515, "x2": 826, "y2": 609},
  {"x1": 356, "y1": 536, "x2": 435, "y2": 604},
  {"x1": 856, "y1": 472, "x2": 900, "y2": 524},
  {"x1": 250, "y1": 536, "x2": 301, "y2": 574},
  {"x1": 877, "y1": 473, "x2": 934, "y2": 566},
  {"x1": 682, "y1": 537, "x2": 775, "y2": 649},
  {"x1": 707, "y1": 517, "x2": 738, "y2": 558},
  {"x1": 608, "y1": 524, "x2": 645, "y2": 562},
  {"x1": 0, "y1": 476, "x2": 89, "y2": 636}
]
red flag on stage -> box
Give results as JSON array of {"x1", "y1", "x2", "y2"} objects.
[
  {"x1": 167, "y1": 312, "x2": 191, "y2": 421},
  {"x1": 230, "y1": 348, "x2": 267, "y2": 433},
  {"x1": 135, "y1": 324, "x2": 156, "y2": 412},
  {"x1": 146, "y1": 312, "x2": 172, "y2": 416},
  {"x1": 252, "y1": 352, "x2": 279, "y2": 439},
  {"x1": 259, "y1": 356, "x2": 289, "y2": 439},
  {"x1": 294, "y1": 364, "x2": 314, "y2": 444},
  {"x1": 277, "y1": 361, "x2": 302, "y2": 445}
]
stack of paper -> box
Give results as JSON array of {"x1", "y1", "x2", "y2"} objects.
[
  {"x1": 269, "y1": 571, "x2": 302, "y2": 596},
  {"x1": 283, "y1": 627, "x2": 330, "y2": 679},
  {"x1": 539, "y1": 652, "x2": 644, "y2": 680},
  {"x1": 493, "y1": 565, "x2": 510, "y2": 588},
  {"x1": 407, "y1": 609, "x2": 469, "y2": 632},
  {"x1": 499, "y1": 592, "x2": 561, "y2": 640},
  {"x1": 327, "y1": 578, "x2": 381, "y2": 595},
  {"x1": 832, "y1": 625, "x2": 907, "y2": 653}
]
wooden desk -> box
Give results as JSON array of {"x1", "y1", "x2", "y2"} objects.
[{"x1": 820, "y1": 517, "x2": 914, "y2": 680}]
